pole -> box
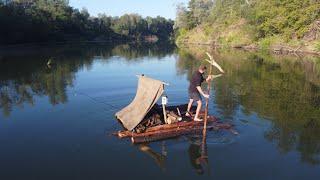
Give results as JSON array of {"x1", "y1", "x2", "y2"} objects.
[
  {"x1": 201, "y1": 52, "x2": 224, "y2": 158},
  {"x1": 201, "y1": 59, "x2": 212, "y2": 158},
  {"x1": 162, "y1": 104, "x2": 167, "y2": 124}
]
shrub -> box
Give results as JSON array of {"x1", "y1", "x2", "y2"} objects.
[{"x1": 315, "y1": 41, "x2": 320, "y2": 52}]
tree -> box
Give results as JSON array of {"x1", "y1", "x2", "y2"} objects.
[
  {"x1": 174, "y1": 3, "x2": 195, "y2": 30},
  {"x1": 0, "y1": 1, "x2": 174, "y2": 44},
  {"x1": 188, "y1": 0, "x2": 213, "y2": 25}
]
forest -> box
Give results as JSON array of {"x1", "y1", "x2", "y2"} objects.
[
  {"x1": 0, "y1": 0, "x2": 174, "y2": 44},
  {"x1": 175, "y1": 0, "x2": 320, "y2": 52}
]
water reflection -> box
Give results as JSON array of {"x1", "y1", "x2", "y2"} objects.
[
  {"x1": 137, "y1": 136, "x2": 211, "y2": 176},
  {"x1": 187, "y1": 136, "x2": 210, "y2": 175},
  {"x1": 177, "y1": 46, "x2": 320, "y2": 165},
  {"x1": 1, "y1": 42, "x2": 320, "y2": 177},
  {"x1": 138, "y1": 143, "x2": 167, "y2": 172},
  {"x1": 0, "y1": 42, "x2": 175, "y2": 117}
]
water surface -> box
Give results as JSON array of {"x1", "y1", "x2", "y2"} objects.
[{"x1": 1, "y1": 43, "x2": 320, "y2": 179}]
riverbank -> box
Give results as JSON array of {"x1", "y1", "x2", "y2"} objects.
[
  {"x1": 178, "y1": 41, "x2": 320, "y2": 56},
  {"x1": 176, "y1": 19, "x2": 320, "y2": 57}
]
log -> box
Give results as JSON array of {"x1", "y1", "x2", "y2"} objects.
[
  {"x1": 168, "y1": 111, "x2": 182, "y2": 121},
  {"x1": 166, "y1": 115, "x2": 177, "y2": 124},
  {"x1": 132, "y1": 122, "x2": 226, "y2": 138},
  {"x1": 117, "y1": 120, "x2": 206, "y2": 138},
  {"x1": 131, "y1": 123, "x2": 232, "y2": 143},
  {"x1": 117, "y1": 116, "x2": 218, "y2": 138}
]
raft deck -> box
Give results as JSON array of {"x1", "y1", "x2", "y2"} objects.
[{"x1": 116, "y1": 112, "x2": 236, "y2": 143}]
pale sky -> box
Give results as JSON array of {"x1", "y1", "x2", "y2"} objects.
[{"x1": 69, "y1": 0, "x2": 189, "y2": 20}]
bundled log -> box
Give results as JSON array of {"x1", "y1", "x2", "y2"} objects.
[
  {"x1": 118, "y1": 116, "x2": 218, "y2": 138},
  {"x1": 131, "y1": 122, "x2": 233, "y2": 144},
  {"x1": 166, "y1": 111, "x2": 182, "y2": 124},
  {"x1": 114, "y1": 104, "x2": 237, "y2": 143},
  {"x1": 117, "y1": 118, "x2": 235, "y2": 144}
]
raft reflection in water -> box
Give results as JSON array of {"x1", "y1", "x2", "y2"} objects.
[{"x1": 137, "y1": 136, "x2": 211, "y2": 175}]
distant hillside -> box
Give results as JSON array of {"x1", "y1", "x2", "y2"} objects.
[{"x1": 175, "y1": 0, "x2": 320, "y2": 54}]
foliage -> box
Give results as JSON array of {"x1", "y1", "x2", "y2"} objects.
[
  {"x1": 259, "y1": 37, "x2": 276, "y2": 50},
  {"x1": 175, "y1": 0, "x2": 320, "y2": 49},
  {"x1": 250, "y1": 0, "x2": 320, "y2": 40},
  {"x1": 0, "y1": 0, "x2": 174, "y2": 44},
  {"x1": 316, "y1": 41, "x2": 320, "y2": 51},
  {"x1": 174, "y1": 0, "x2": 213, "y2": 30}
]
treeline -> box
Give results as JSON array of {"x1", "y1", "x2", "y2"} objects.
[
  {"x1": 0, "y1": 0, "x2": 174, "y2": 45},
  {"x1": 175, "y1": 0, "x2": 320, "y2": 51}
]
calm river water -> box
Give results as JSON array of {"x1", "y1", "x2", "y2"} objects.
[{"x1": 0, "y1": 43, "x2": 320, "y2": 180}]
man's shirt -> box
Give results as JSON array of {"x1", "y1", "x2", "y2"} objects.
[{"x1": 188, "y1": 71, "x2": 205, "y2": 93}]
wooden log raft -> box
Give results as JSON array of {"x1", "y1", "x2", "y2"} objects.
[
  {"x1": 131, "y1": 121, "x2": 232, "y2": 144},
  {"x1": 117, "y1": 115, "x2": 235, "y2": 144},
  {"x1": 118, "y1": 115, "x2": 216, "y2": 138}
]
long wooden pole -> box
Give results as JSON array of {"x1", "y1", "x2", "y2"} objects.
[
  {"x1": 201, "y1": 52, "x2": 224, "y2": 158},
  {"x1": 201, "y1": 59, "x2": 212, "y2": 157}
]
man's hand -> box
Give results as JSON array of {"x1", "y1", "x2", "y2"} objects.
[
  {"x1": 197, "y1": 86, "x2": 210, "y2": 99},
  {"x1": 203, "y1": 94, "x2": 210, "y2": 99},
  {"x1": 206, "y1": 76, "x2": 212, "y2": 82}
]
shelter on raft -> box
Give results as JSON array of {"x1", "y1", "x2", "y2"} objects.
[
  {"x1": 115, "y1": 75, "x2": 166, "y2": 131},
  {"x1": 114, "y1": 75, "x2": 236, "y2": 143}
]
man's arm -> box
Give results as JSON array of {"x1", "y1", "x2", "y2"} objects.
[{"x1": 196, "y1": 86, "x2": 209, "y2": 98}]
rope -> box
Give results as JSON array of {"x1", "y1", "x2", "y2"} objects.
[{"x1": 71, "y1": 88, "x2": 120, "y2": 113}]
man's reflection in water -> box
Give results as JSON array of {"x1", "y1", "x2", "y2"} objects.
[{"x1": 188, "y1": 136, "x2": 206, "y2": 175}]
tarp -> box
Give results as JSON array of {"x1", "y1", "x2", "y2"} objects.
[{"x1": 115, "y1": 75, "x2": 165, "y2": 131}]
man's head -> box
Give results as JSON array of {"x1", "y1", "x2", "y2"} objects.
[{"x1": 198, "y1": 65, "x2": 207, "y2": 74}]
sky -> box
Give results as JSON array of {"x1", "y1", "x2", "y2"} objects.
[{"x1": 69, "y1": 0, "x2": 189, "y2": 20}]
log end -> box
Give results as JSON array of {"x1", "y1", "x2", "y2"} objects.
[{"x1": 118, "y1": 130, "x2": 130, "y2": 138}]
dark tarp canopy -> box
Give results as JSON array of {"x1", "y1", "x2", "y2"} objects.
[{"x1": 115, "y1": 75, "x2": 165, "y2": 131}]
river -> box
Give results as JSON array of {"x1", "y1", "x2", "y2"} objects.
[{"x1": 0, "y1": 42, "x2": 320, "y2": 179}]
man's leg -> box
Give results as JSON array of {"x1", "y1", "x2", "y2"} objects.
[
  {"x1": 194, "y1": 100, "x2": 202, "y2": 121},
  {"x1": 186, "y1": 99, "x2": 193, "y2": 116}
]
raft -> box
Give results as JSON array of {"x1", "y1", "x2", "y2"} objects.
[
  {"x1": 116, "y1": 110, "x2": 235, "y2": 144},
  {"x1": 114, "y1": 75, "x2": 236, "y2": 144}
]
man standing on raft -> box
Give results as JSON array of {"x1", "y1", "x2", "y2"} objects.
[{"x1": 186, "y1": 65, "x2": 212, "y2": 121}]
